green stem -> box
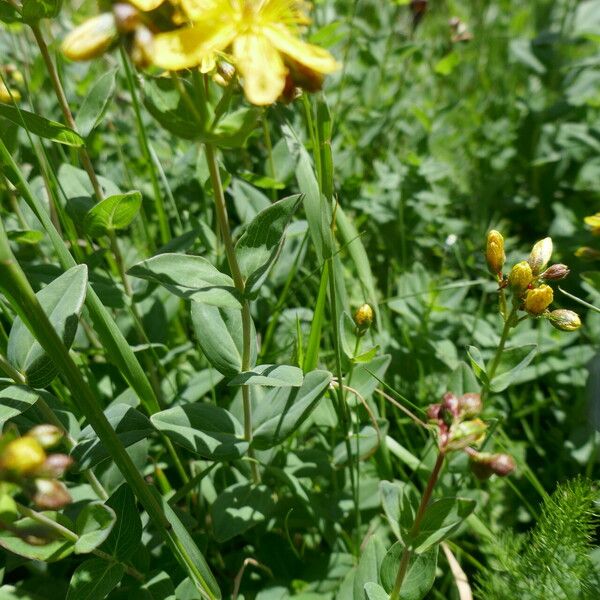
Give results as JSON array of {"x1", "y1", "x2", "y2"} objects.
[
  {"x1": 487, "y1": 303, "x2": 518, "y2": 384},
  {"x1": 262, "y1": 116, "x2": 277, "y2": 202},
  {"x1": 120, "y1": 46, "x2": 171, "y2": 246},
  {"x1": 0, "y1": 221, "x2": 218, "y2": 600},
  {"x1": 204, "y1": 143, "x2": 260, "y2": 485},
  {"x1": 15, "y1": 502, "x2": 144, "y2": 581},
  {"x1": 390, "y1": 452, "x2": 445, "y2": 600}
]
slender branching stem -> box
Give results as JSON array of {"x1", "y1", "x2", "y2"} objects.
[{"x1": 391, "y1": 451, "x2": 446, "y2": 599}]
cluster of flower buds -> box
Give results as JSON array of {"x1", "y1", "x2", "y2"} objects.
[
  {"x1": 486, "y1": 231, "x2": 581, "y2": 331},
  {"x1": 0, "y1": 425, "x2": 72, "y2": 509},
  {"x1": 61, "y1": 1, "x2": 179, "y2": 68},
  {"x1": 0, "y1": 64, "x2": 24, "y2": 104},
  {"x1": 427, "y1": 392, "x2": 516, "y2": 478}
]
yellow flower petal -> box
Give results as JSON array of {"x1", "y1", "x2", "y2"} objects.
[
  {"x1": 233, "y1": 33, "x2": 287, "y2": 106},
  {"x1": 263, "y1": 24, "x2": 340, "y2": 74},
  {"x1": 153, "y1": 24, "x2": 218, "y2": 70},
  {"x1": 181, "y1": 0, "x2": 222, "y2": 20},
  {"x1": 129, "y1": 0, "x2": 165, "y2": 11},
  {"x1": 584, "y1": 213, "x2": 600, "y2": 234}
]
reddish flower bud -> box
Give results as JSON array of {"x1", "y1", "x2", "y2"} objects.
[
  {"x1": 541, "y1": 263, "x2": 569, "y2": 281},
  {"x1": 458, "y1": 393, "x2": 482, "y2": 419},
  {"x1": 33, "y1": 479, "x2": 71, "y2": 510},
  {"x1": 469, "y1": 452, "x2": 516, "y2": 479}
]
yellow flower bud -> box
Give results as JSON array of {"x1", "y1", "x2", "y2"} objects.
[
  {"x1": 61, "y1": 14, "x2": 118, "y2": 62},
  {"x1": 0, "y1": 81, "x2": 20, "y2": 103},
  {"x1": 584, "y1": 213, "x2": 600, "y2": 235},
  {"x1": 524, "y1": 284, "x2": 553, "y2": 315},
  {"x1": 508, "y1": 261, "x2": 533, "y2": 293},
  {"x1": 528, "y1": 237, "x2": 553, "y2": 275},
  {"x1": 575, "y1": 246, "x2": 600, "y2": 260},
  {"x1": 485, "y1": 230, "x2": 505, "y2": 275},
  {"x1": 353, "y1": 304, "x2": 374, "y2": 331},
  {"x1": 0, "y1": 437, "x2": 46, "y2": 476},
  {"x1": 547, "y1": 309, "x2": 581, "y2": 332}
]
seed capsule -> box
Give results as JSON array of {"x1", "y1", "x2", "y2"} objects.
[
  {"x1": 61, "y1": 14, "x2": 118, "y2": 62},
  {"x1": 469, "y1": 452, "x2": 516, "y2": 479},
  {"x1": 547, "y1": 309, "x2": 581, "y2": 332},
  {"x1": 528, "y1": 237, "x2": 553, "y2": 275},
  {"x1": 524, "y1": 284, "x2": 553, "y2": 315},
  {"x1": 485, "y1": 230, "x2": 505, "y2": 275},
  {"x1": 508, "y1": 261, "x2": 533, "y2": 293}
]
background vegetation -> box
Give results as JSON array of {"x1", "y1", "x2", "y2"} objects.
[{"x1": 0, "y1": 0, "x2": 599, "y2": 598}]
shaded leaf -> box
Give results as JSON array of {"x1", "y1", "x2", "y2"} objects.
[
  {"x1": 66, "y1": 558, "x2": 124, "y2": 600},
  {"x1": 228, "y1": 364, "x2": 303, "y2": 387},
  {"x1": 74, "y1": 502, "x2": 116, "y2": 554},
  {"x1": 83, "y1": 191, "x2": 142, "y2": 237}
]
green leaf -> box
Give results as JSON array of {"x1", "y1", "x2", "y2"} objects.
[
  {"x1": 0, "y1": 1, "x2": 22, "y2": 23},
  {"x1": 467, "y1": 345, "x2": 487, "y2": 383},
  {"x1": 364, "y1": 582, "x2": 390, "y2": 600},
  {"x1": 66, "y1": 558, "x2": 124, "y2": 600},
  {"x1": 74, "y1": 502, "x2": 116, "y2": 554},
  {"x1": 0, "y1": 103, "x2": 83, "y2": 146},
  {"x1": 379, "y1": 481, "x2": 420, "y2": 543},
  {"x1": 144, "y1": 76, "x2": 202, "y2": 140},
  {"x1": 72, "y1": 404, "x2": 154, "y2": 469},
  {"x1": 252, "y1": 370, "x2": 332, "y2": 449},
  {"x1": 380, "y1": 541, "x2": 438, "y2": 599},
  {"x1": 447, "y1": 361, "x2": 480, "y2": 396},
  {"x1": 353, "y1": 535, "x2": 387, "y2": 600},
  {"x1": 7, "y1": 265, "x2": 88, "y2": 388},
  {"x1": 228, "y1": 364, "x2": 303, "y2": 387},
  {"x1": 0, "y1": 385, "x2": 43, "y2": 426},
  {"x1": 83, "y1": 191, "x2": 142, "y2": 237},
  {"x1": 100, "y1": 484, "x2": 142, "y2": 560},
  {"x1": 490, "y1": 344, "x2": 538, "y2": 393},
  {"x1": 210, "y1": 107, "x2": 261, "y2": 148},
  {"x1": 22, "y1": 0, "x2": 62, "y2": 22},
  {"x1": 410, "y1": 497, "x2": 476, "y2": 553},
  {"x1": 191, "y1": 303, "x2": 257, "y2": 375},
  {"x1": 142, "y1": 571, "x2": 176, "y2": 600},
  {"x1": 75, "y1": 69, "x2": 117, "y2": 138},
  {"x1": 129, "y1": 253, "x2": 240, "y2": 308},
  {"x1": 6, "y1": 229, "x2": 44, "y2": 245},
  {"x1": 235, "y1": 194, "x2": 302, "y2": 298},
  {"x1": 0, "y1": 513, "x2": 74, "y2": 561},
  {"x1": 333, "y1": 420, "x2": 389, "y2": 467},
  {"x1": 151, "y1": 404, "x2": 248, "y2": 460},
  {"x1": 211, "y1": 483, "x2": 274, "y2": 542}
]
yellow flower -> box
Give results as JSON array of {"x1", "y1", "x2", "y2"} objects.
[
  {"x1": 129, "y1": 0, "x2": 166, "y2": 10},
  {"x1": 524, "y1": 284, "x2": 553, "y2": 315},
  {"x1": 0, "y1": 81, "x2": 20, "y2": 103},
  {"x1": 584, "y1": 213, "x2": 600, "y2": 236},
  {"x1": 0, "y1": 437, "x2": 46, "y2": 476},
  {"x1": 152, "y1": 0, "x2": 340, "y2": 105}
]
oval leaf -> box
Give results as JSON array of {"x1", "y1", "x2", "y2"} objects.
[
  {"x1": 83, "y1": 191, "x2": 142, "y2": 237},
  {"x1": 228, "y1": 364, "x2": 303, "y2": 387},
  {"x1": 7, "y1": 265, "x2": 88, "y2": 388},
  {"x1": 66, "y1": 558, "x2": 124, "y2": 600},
  {"x1": 75, "y1": 69, "x2": 117, "y2": 139},
  {"x1": 75, "y1": 502, "x2": 116, "y2": 554},
  {"x1": 151, "y1": 404, "x2": 248, "y2": 460},
  {"x1": 0, "y1": 103, "x2": 83, "y2": 146},
  {"x1": 129, "y1": 253, "x2": 240, "y2": 308}
]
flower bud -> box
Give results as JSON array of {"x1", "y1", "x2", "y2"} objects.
[
  {"x1": 575, "y1": 246, "x2": 600, "y2": 260},
  {"x1": 485, "y1": 230, "x2": 505, "y2": 275},
  {"x1": 541, "y1": 263, "x2": 569, "y2": 281},
  {"x1": 547, "y1": 309, "x2": 581, "y2": 332},
  {"x1": 469, "y1": 452, "x2": 516, "y2": 479},
  {"x1": 113, "y1": 3, "x2": 140, "y2": 33},
  {"x1": 128, "y1": 0, "x2": 165, "y2": 11},
  {"x1": 32, "y1": 479, "x2": 71, "y2": 510},
  {"x1": 37, "y1": 454, "x2": 73, "y2": 478},
  {"x1": 524, "y1": 284, "x2": 553, "y2": 315},
  {"x1": 426, "y1": 403, "x2": 442, "y2": 421},
  {"x1": 441, "y1": 392, "x2": 460, "y2": 420},
  {"x1": 458, "y1": 393, "x2": 482, "y2": 419},
  {"x1": 528, "y1": 237, "x2": 553, "y2": 275},
  {"x1": 131, "y1": 26, "x2": 155, "y2": 70},
  {"x1": 61, "y1": 14, "x2": 118, "y2": 62},
  {"x1": 508, "y1": 261, "x2": 533, "y2": 293},
  {"x1": 446, "y1": 418, "x2": 487, "y2": 451},
  {"x1": 0, "y1": 437, "x2": 46, "y2": 476},
  {"x1": 353, "y1": 304, "x2": 374, "y2": 331},
  {"x1": 27, "y1": 425, "x2": 63, "y2": 449},
  {"x1": 214, "y1": 61, "x2": 235, "y2": 87},
  {"x1": 0, "y1": 81, "x2": 20, "y2": 103},
  {"x1": 584, "y1": 213, "x2": 600, "y2": 236}
]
